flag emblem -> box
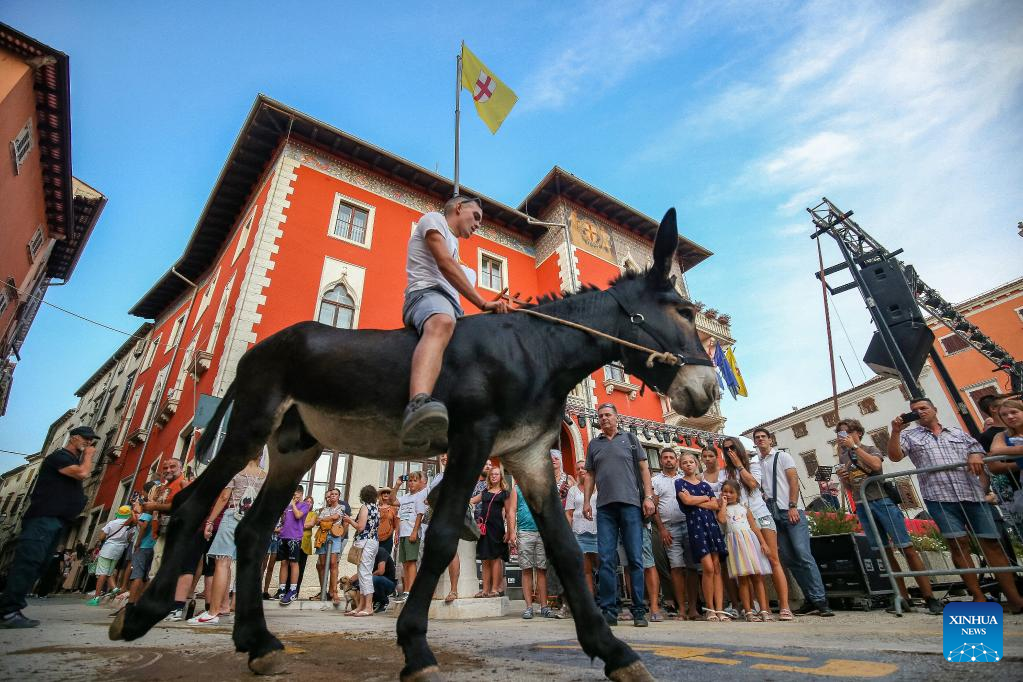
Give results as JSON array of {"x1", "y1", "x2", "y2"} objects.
[{"x1": 473, "y1": 71, "x2": 494, "y2": 103}]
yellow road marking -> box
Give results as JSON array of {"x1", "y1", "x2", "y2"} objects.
[
  {"x1": 536, "y1": 643, "x2": 900, "y2": 678},
  {"x1": 752, "y1": 661, "x2": 898, "y2": 678},
  {"x1": 734, "y1": 651, "x2": 811, "y2": 661}
]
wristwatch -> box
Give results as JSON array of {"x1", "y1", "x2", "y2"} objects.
[
  {"x1": 788, "y1": 502, "x2": 797, "y2": 509},
  {"x1": 644, "y1": 495, "x2": 654, "y2": 501}
]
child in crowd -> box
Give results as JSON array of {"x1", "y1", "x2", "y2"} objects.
[
  {"x1": 676, "y1": 452, "x2": 727, "y2": 620},
  {"x1": 277, "y1": 487, "x2": 310, "y2": 605},
  {"x1": 88, "y1": 506, "x2": 136, "y2": 605},
  {"x1": 718, "y1": 480, "x2": 773, "y2": 622}
]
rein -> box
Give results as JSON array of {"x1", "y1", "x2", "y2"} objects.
[{"x1": 494, "y1": 289, "x2": 711, "y2": 371}]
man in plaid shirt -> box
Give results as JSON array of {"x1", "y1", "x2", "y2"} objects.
[{"x1": 889, "y1": 398, "x2": 1023, "y2": 611}]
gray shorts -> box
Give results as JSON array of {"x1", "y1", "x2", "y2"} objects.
[
  {"x1": 516, "y1": 530, "x2": 547, "y2": 570},
  {"x1": 403, "y1": 287, "x2": 463, "y2": 335}
]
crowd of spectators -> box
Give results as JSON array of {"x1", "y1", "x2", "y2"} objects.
[{"x1": 2, "y1": 393, "x2": 1021, "y2": 629}]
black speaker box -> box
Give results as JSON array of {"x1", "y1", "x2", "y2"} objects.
[
  {"x1": 860, "y1": 261, "x2": 924, "y2": 327},
  {"x1": 863, "y1": 322, "x2": 935, "y2": 380}
]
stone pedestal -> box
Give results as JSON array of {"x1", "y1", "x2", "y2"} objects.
[{"x1": 432, "y1": 539, "x2": 480, "y2": 600}]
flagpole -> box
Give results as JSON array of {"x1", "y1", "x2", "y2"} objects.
[{"x1": 453, "y1": 45, "x2": 462, "y2": 196}]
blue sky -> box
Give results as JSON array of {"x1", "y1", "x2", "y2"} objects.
[{"x1": 2, "y1": 0, "x2": 1022, "y2": 472}]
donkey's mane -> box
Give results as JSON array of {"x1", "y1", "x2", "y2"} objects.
[{"x1": 525, "y1": 269, "x2": 646, "y2": 309}]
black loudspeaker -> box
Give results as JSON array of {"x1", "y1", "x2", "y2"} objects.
[
  {"x1": 863, "y1": 322, "x2": 935, "y2": 380},
  {"x1": 860, "y1": 261, "x2": 924, "y2": 327}
]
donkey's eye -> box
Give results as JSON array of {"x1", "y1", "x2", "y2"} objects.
[{"x1": 676, "y1": 307, "x2": 695, "y2": 322}]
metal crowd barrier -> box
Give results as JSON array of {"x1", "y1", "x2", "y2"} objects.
[{"x1": 858, "y1": 455, "x2": 1022, "y2": 616}]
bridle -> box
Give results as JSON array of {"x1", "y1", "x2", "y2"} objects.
[{"x1": 607, "y1": 287, "x2": 714, "y2": 394}]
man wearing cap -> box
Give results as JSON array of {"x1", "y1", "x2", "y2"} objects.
[
  {"x1": 0, "y1": 426, "x2": 97, "y2": 628},
  {"x1": 89, "y1": 506, "x2": 137, "y2": 605},
  {"x1": 399, "y1": 196, "x2": 508, "y2": 453}
]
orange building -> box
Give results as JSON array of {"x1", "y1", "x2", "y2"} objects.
[
  {"x1": 92, "y1": 95, "x2": 736, "y2": 515},
  {"x1": 0, "y1": 23, "x2": 105, "y2": 414},
  {"x1": 927, "y1": 276, "x2": 1023, "y2": 426}
]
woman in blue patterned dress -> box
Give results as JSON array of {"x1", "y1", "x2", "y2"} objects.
[
  {"x1": 346, "y1": 485, "x2": 380, "y2": 616},
  {"x1": 676, "y1": 452, "x2": 728, "y2": 620}
]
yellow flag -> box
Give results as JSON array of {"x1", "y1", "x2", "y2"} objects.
[
  {"x1": 725, "y1": 347, "x2": 748, "y2": 397},
  {"x1": 460, "y1": 43, "x2": 518, "y2": 134}
]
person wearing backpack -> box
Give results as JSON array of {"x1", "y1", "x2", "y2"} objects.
[{"x1": 188, "y1": 456, "x2": 266, "y2": 624}]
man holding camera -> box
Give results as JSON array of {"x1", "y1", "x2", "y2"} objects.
[
  {"x1": 835, "y1": 418, "x2": 941, "y2": 614},
  {"x1": 0, "y1": 426, "x2": 97, "y2": 628},
  {"x1": 890, "y1": 398, "x2": 1023, "y2": 611}
]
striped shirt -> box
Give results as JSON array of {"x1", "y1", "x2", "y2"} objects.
[{"x1": 898, "y1": 424, "x2": 985, "y2": 503}]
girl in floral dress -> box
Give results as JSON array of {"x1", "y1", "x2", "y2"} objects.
[
  {"x1": 676, "y1": 452, "x2": 728, "y2": 620},
  {"x1": 717, "y1": 480, "x2": 773, "y2": 622}
]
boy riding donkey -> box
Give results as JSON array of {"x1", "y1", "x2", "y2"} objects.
[{"x1": 400, "y1": 195, "x2": 508, "y2": 452}]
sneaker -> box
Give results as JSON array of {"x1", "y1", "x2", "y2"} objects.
[
  {"x1": 393, "y1": 592, "x2": 409, "y2": 602},
  {"x1": 187, "y1": 611, "x2": 220, "y2": 625},
  {"x1": 817, "y1": 603, "x2": 835, "y2": 617},
  {"x1": 540, "y1": 607, "x2": 553, "y2": 618},
  {"x1": 262, "y1": 591, "x2": 273, "y2": 600},
  {"x1": 791, "y1": 602, "x2": 819, "y2": 616},
  {"x1": 633, "y1": 616, "x2": 649, "y2": 627},
  {"x1": 522, "y1": 606, "x2": 534, "y2": 620},
  {"x1": 603, "y1": 612, "x2": 618, "y2": 627},
  {"x1": 400, "y1": 394, "x2": 449, "y2": 453},
  {"x1": 86, "y1": 596, "x2": 102, "y2": 606},
  {"x1": 165, "y1": 609, "x2": 184, "y2": 622},
  {"x1": 280, "y1": 589, "x2": 297, "y2": 606},
  {"x1": 373, "y1": 602, "x2": 387, "y2": 613},
  {"x1": 0, "y1": 611, "x2": 39, "y2": 628},
  {"x1": 924, "y1": 597, "x2": 943, "y2": 615}
]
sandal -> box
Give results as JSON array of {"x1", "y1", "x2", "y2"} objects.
[
  {"x1": 703, "y1": 609, "x2": 719, "y2": 622},
  {"x1": 352, "y1": 610, "x2": 373, "y2": 617},
  {"x1": 309, "y1": 594, "x2": 321, "y2": 601},
  {"x1": 778, "y1": 608, "x2": 794, "y2": 621},
  {"x1": 760, "y1": 610, "x2": 775, "y2": 622},
  {"x1": 716, "y1": 610, "x2": 734, "y2": 621},
  {"x1": 444, "y1": 591, "x2": 458, "y2": 604},
  {"x1": 473, "y1": 591, "x2": 485, "y2": 598},
  {"x1": 744, "y1": 612, "x2": 763, "y2": 622}
]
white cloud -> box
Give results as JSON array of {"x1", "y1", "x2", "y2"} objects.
[
  {"x1": 662, "y1": 0, "x2": 1023, "y2": 433},
  {"x1": 520, "y1": 0, "x2": 704, "y2": 111}
]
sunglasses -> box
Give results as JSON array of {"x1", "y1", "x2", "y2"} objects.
[{"x1": 723, "y1": 445, "x2": 737, "y2": 451}]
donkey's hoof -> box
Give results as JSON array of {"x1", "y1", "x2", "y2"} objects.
[
  {"x1": 108, "y1": 608, "x2": 126, "y2": 641},
  {"x1": 608, "y1": 660, "x2": 654, "y2": 682},
  {"x1": 249, "y1": 649, "x2": 286, "y2": 676},
  {"x1": 400, "y1": 665, "x2": 443, "y2": 682}
]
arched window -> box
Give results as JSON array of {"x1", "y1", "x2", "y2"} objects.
[{"x1": 317, "y1": 284, "x2": 355, "y2": 329}]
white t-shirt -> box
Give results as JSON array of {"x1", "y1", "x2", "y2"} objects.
[
  {"x1": 702, "y1": 469, "x2": 728, "y2": 497},
  {"x1": 651, "y1": 472, "x2": 685, "y2": 524},
  {"x1": 565, "y1": 485, "x2": 597, "y2": 535},
  {"x1": 730, "y1": 460, "x2": 771, "y2": 519},
  {"x1": 396, "y1": 489, "x2": 428, "y2": 538},
  {"x1": 759, "y1": 449, "x2": 803, "y2": 511},
  {"x1": 99, "y1": 518, "x2": 135, "y2": 560},
  {"x1": 405, "y1": 212, "x2": 476, "y2": 304}
]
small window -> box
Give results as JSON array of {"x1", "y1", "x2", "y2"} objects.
[
  {"x1": 792, "y1": 421, "x2": 808, "y2": 439},
  {"x1": 166, "y1": 314, "x2": 186, "y2": 352},
  {"x1": 968, "y1": 384, "x2": 999, "y2": 417},
  {"x1": 869, "y1": 427, "x2": 890, "y2": 452},
  {"x1": 10, "y1": 119, "x2": 33, "y2": 174},
  {"x1": 232, "y1": 213, "x2": 254, "y2": 264},
  {"x1": 799, "y1": 450, "x2": 819, "y2": 477},
  {"x1": 317, "y1": 284, "x2": 355, "y2": 329},
  {"x1": 331, "y1": 201, "x2": 370, "y2": 244},
  {"x1": 141, "y1": 336, "x2": 160, "y2": 371},
  {"x1": 822, "y1": 412, "x2": 838, "y2": 428},
  {"x1": 940, "y1": 334, "x2": 970, "y2": 355},
  {"x1": 480, "y1": 254, "x2": 504, "y2": 292},
  {"x1": 858, "y1": 397, "x2": 878, "y2": 415},
  {"x1": 604, "y1": 363, "x2": 627, "y2": 383},
  {"x1": 27, "y1": 226, "x2": 44, "y2": 261}
]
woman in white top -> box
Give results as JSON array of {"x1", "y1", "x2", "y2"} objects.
[
  {"x1": 721, "y1": 437, "x2": 792, "y2": 621},
  {"x1": 564, "y1": 459, "x2": 598, "y2": 595}
]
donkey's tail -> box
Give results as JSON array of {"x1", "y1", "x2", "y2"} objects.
[{"x1": 193, "y1": 381, "x2": 237, "y2": 463}]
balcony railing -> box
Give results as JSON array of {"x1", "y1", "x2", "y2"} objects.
[{"x1": 156, "y1": 388, "x2": 182, "y2": 427}]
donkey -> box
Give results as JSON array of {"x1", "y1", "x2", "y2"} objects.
[{"x1": 110, "y1": 208, "x2": 719, "y2": 681}]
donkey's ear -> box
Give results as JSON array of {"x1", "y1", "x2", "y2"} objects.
[{"x1": 648, "y1": 207, "x2": 678, "y2": 287}]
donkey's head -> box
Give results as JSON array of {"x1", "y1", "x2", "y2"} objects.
[{"x1": 608, "y1": 208, "x2": 720, "y2": 417}]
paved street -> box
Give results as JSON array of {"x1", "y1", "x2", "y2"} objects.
[{"x1": 1, "y1": 596, "x2": 1020, "y2": 680}]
